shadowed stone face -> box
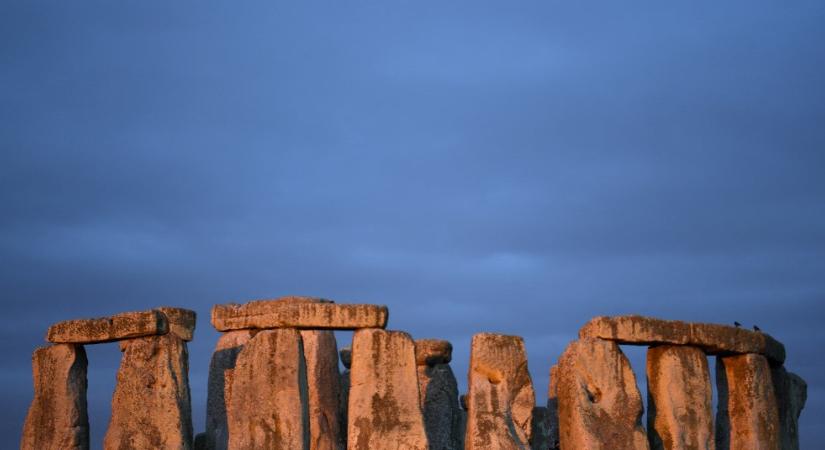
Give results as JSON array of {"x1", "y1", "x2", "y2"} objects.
[
  {"x1": 530, "y1": 406, "x2": 551, "y2": 450},
  {"x1": 301, "y1": 329, "x2": 343, "y2": 450},
  {"x1": 465, "y1": 333, "x2": 535, "y2": 450},
  {"x1": 557, "y1": 338, "x2": 649, "y2": 450},
  {"x1": 347, "y1": 329, "x2": 427, "y2": 450},
  {"x1": 340, "y1": 346, "x2": 352, "y2": 369},
  {"x1": 646, "y1": 345, "x2": 714, "y2": 450},
  {"x1": 21, "y1": 344, "x2": 89, "y2": 450},
  {"x1": 226, "y1": 329, "x2": 309, "y2": 450},
  {"x1": 772, "y1": 366, "x2": 807, "y2": 450},
  {"x1": 205, "y1": 329, "x2": 256, "y2": 450},
  {"x1": 154, "y1": 307, "x2": 197, "y2": 341},
  {"x1": 417, "y1": 363, "x2": 462, "y2": 450},
  {"x1": 545, "y1": 365, "x2": 560, "y2": 450},
  {"x1": 716, "y1": 354, "x2": 780, "y2": 450},
  {"x1": 339, "y1": 366, "x2": 351, "y2": 449},
  {"x1": 104, "y1": 333, "x2": 193, "y2": 450}
]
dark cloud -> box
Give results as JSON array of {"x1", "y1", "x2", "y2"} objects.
[{"x1": 2, "y1": 1, "x2": 824, "y2": 447}]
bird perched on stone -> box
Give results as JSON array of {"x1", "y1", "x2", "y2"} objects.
[
  {"x1": 734, "y1": 321, "x2": 742, "y2": 328},
  {"x1": 753, "y1": 325, "x2": 761, "y2": 332}
]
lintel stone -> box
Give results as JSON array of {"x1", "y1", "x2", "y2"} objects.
[
  {"x1": 47, "y1": 310, "x2": 168, "y2": 344},
  {"x1": 211, "y1": 297, "x2": 388, "y2": 331},
  {"x1": 579, "y1": 315, "x2": 785, "y2": 364}
]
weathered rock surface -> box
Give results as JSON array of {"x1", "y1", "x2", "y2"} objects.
[
  {"x1": 205, "y1": 329, "x2": 256, "y2": 450},
  {"x1": 415, "y1": 339, "x2": 452, "y2": 366},
  {"x1": 155, "y1": 307, "x2": 197, "y2": 341},
  {"x1": 692, "y1": 323, "x2": 784, "y2": 365},
  {"x1": 546, "y1": 365, "x2": 560, "y2": 450},
  {"x1": 771, "y1": 366, "x2": 807, "y2": 450},
  {"x1": 646, "y1": 345, "x2": 714, "y2": 450},
  {"x1": 212, "y1": 297, "x2": 388, "y2": 331},
  {"x1": 339, "y1": 368, "x2": 350, "y2": 449},
  {"x1": 47, "y1": 310, "x2": 168, "y2": 344},
  {"x1": 579, "y1": 316, "x2": 785, "y2": 364},
  {"x1": 347, "y1": 329, "x2": 427, "y2": 450},
  {"x1": 194, "y1": 432, "x2": 207, "y2": 450},
  {"x1": 557, "y1": 338, "x2": 648, "y2": 450},
  {"x1": 340, "y1": 346, "x2": 352, "y2": 369},
  {"x1": 104, "y1": 333, "x2": 193, "y2": 450},
  {"x1": 418, "y1": 362, "x2": 462, "y2": 450},
  {"x1": 301, "y1": 330, "x2": 343, "y2": 450},
  {"x1": 715, "y1": 354, "x2": 779, "y2": 450},
  {"x1": 465, "y1": 333, "x2": 535, "y2": 450},
  {"x1": 21, "y1": 344, "x2": 89, "y2": 450},
  {"x1": 226, "y1": 329, "x2": 309, "y2": 450}
]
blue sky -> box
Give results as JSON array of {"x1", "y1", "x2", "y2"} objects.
[{"x1": 2, "y1": 1, "x2": 823, "y2": 447}]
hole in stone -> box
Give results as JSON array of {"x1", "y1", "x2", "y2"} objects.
[
  {"x1": 619, "y1": 345, "x2": 649, "y2": 432},
  {"x1": 84, "y1": 343, "x2": 122, "y2": 450}
]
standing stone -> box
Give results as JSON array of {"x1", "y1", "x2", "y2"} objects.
[
  {"x1": 301, "y1": 330, "x2": 343, "y2": 450},
  {"x1": 339, "y1": 346, "x2": 352, "y2": 449},
  {"x1": 205, "y1": 329, "x2": 256, "y2": 450},
  {"x1": 417, "y1": 361, "x2": 462, "y2": 450},
  {"x1": 771, "y1": 366, "x2": 807, "y2": 450},
  {"x1": 194, "y1": 433, "x2": 207, "y2": 450},
  {"x1": 415, "y1": 339, "x2": 460, "y2": 450},
  {"x1": 465, "y1": 333, "x2": 535, "y2": 450},
  {"x1": 347, "y1": 329, "x2": 427, "y2": 450},
  {"x1": 715, "y1": 354, "x2": 780, "y2": 450},
  {"x1": 530, "y1": 407, "x2": 551, "y2": 450},
  {"x1": 556, "y1": 338, "x2": 648, "y2": 450},
  {"x1": 226, "y1": 329, "x2": 309, "y2": 450},
  {"x1": 546, "y1": 365, "x2": 560, "y2": 450},
  {"x1": 646, "y1": 345, "x2": 714, "y2": 450},
  {"x1": 21, "y1": 344, "x2": 89, "y2": 450},
  {"x1": 104, "y1": 333, "x2": 193, "y2": 450}
]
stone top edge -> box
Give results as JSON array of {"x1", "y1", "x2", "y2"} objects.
[
  {"x1": 216, "y1": 295, "x2": 334, "y2": 308},
  {"x1": 211, "y1": 302, "x2": 388, "y2": 317},
  {"x1": 48, "y1": 307, "x2": 195, "y2": 327}
]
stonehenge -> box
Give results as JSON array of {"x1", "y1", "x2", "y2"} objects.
[
  {"x1": 22, "y1": 307, "x2": 196, "y2": 450},
  {"x1": 22, "y1": 301, "x2": 807, "y2": 450}
]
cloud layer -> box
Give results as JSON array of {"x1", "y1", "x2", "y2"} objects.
[{"x1": 2, "y1": 1, "x2": 823, "y2": 447}]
